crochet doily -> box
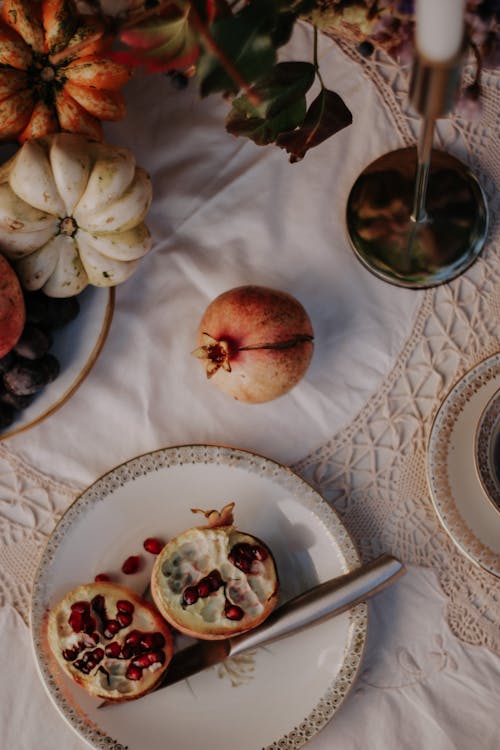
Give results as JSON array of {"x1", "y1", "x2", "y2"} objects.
[
  {"x1": 293, "y1": 38, "x2": 500, "y2": 654},
  {"x1": 1, "y1": 38, "x2": 499, "y2": 657}
]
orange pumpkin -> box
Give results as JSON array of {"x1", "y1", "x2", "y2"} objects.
[{"x1": 0, "y1": 0, "x2": 132, "y2": 143}]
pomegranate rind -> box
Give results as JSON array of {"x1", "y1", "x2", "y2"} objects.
[
  {"x1": 151, "y1": 525, "x2": 279, "y2": 640},
  {"x1": 195, "y1": 285, "x2": 314, "y2": 403},
  {"x1": 47, "y1": 581, "x2": 173, "y2": 702},
  {"x1": 0, "y1": 254, "x2": 25, "y2": 358}
]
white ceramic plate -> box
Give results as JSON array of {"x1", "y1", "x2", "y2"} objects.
[
  {"x1": 31, "y1": 445, "x2": 367, "y2": 750},
  {"x1": 0, "y1": 286, "x2": 114, "y2": 440},
  {"x1": 475, "y1": 388, "x2": 500, "y2": 511},
  {"x1": 427, "y1": 353, "x2": 500, "y2": 577}
]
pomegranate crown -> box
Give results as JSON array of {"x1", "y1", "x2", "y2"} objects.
[
  {"x1": 190, "y1": 502, "x2": 235, "y2": 528},
  {"x1": 192, "y1": 333, "x2": 231, "y2": 378}
]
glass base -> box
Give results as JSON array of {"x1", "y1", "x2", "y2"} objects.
[{"x1": 346, "y1": 147, "x2": 489, "y2": 289}]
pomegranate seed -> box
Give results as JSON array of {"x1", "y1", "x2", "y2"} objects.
[
  {"x1": 71, "y1": 601, "x2": 90, "y2": 614},
  {"x1": 74, "y1": 659, "x2": 91, "y2": 674},
  {"x1": 132, "y1": 654, "x2": 151, "y2": 668},
  {"x1": 139, "y1": 633, "x2": 155, "y2": 652},
  {"x1": 207, "y1": 570, "x2": 223, "y2": 591},
  {"x1": 94, "y1": 573, "x2": 110, "y2": 582},
  {"x1": 126, "y1": 664, "x2": 143, "y2": 681},
  {"x1": 117, "y1": 612, "x2": 132, "y2": 628},
  {"x1": 122, "y1": 555, "x2": 141, "y2": 574},
  {"x1": 62, "y1": 645, "x2": 81, "y2": 661},
  {"x1": 224, "y1": 603, "x2": 244, "y2": 621},
  {"x1": 125, "y1": 630, "x2": 142, "y2": 646},
  {"x1": 116, "y1": 600, "x2": 135, "y2": 614},
  {"x1": 147, "y1": 650, "x2": 166, "y2": 665},
  {"x1": 143, "y1": 537, "x2": 164, "y2": 555},
  {"x1": 91, "y1": 648, "x2": 104, "y2": 663},
  {"x1": 104, "y1": 619, "x2": 121, "y2": 638},
  {"x1": 230, "y1": 555, "x2": 252, "y2": 573},
  {"x1": 252, "y1": 545, "x2": 268, "y2": 561},
  {"x1": 121, "y1": 643, "x2": 134, "y2": 659},
  {"x1": 182, "y1": 586, "x2": 199, "y2": 606},
  {"x1": 68, "y1": 610, "x2": 84, "y2": 632},
  {"x1": 105, "y1": 642, "x2": 121, "y2": 658},
  {"x1": 197, "y1": 580, "x2": 211, "y2": 598}
]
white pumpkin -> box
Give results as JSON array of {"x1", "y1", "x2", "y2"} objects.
[{"x1": 0, "y1": 133, "x2": 153, "y2": 297}]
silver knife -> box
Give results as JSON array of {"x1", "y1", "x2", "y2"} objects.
[{"x1": 99, "y1": 553, "x2": 404, "y2": 706}]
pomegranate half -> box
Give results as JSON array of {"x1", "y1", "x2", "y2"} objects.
[
  {"x1": 47, "y1": 581, "x2": 173, "y2": 701},
  {"x1": 151, "y1": 503, "x2": 279, "y2": 640},
  {"x1": 0, "y1": 255, "x2": 25, "y2": 359},
  {"x1": 193, "y1": 285, "x2": 314, "y2": 403}
]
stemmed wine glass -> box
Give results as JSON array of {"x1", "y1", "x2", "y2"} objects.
[{"x1": 345, "y1": 1, "x2": 489, "y2": 289}]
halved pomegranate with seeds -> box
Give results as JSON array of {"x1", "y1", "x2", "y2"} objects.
[
  {"x1": 151, "y1": 503, "x2": 279, "y2": 640},
  {"x1": 47, "y1": 582, "x2": 173, "y2": 701}
]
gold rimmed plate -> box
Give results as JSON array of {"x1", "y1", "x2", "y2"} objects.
[
  {"x1": 1, "y1": 287, "x2": 114, "y2": 441},
  {"x1": 475, "y1": 388, "x2": 500, "y2": 512},
  {"x1": 31, "y1": 444, "x2": 367, "y2": 750},
  {"x1": 428, "y1": 353, "x2": 500, "y2": 577}
]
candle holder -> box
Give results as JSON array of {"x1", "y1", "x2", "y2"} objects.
[{"x1": 345, "y1": 51, "x2": 489, "y2": 289}]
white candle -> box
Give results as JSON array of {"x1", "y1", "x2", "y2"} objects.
[{"x1": 416, "y1": 0, "x2": 465, "y2": 62}]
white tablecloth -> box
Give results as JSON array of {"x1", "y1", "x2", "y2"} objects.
[
  {"x1": 1, "y1": 23, "x2": 499, "y2": 750},
  {"x1": 5, "y1": 24, "x2": 421, "y2": 486}
]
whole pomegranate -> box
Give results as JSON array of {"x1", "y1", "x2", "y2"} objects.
[
  {"x1": 0, "y1": 255, "x2": 25, "y2": 359},
  {"x1": 193, "y1": 285, "x2": 314, "y2": 403}
]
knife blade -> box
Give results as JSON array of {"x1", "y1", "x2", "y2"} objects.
[{"x1": 98, "y1": 553, "x2": 404, "y2": 707}]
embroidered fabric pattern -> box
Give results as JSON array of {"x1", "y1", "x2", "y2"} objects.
[
  {"x1": 0, "y1": 38, "x2": 498, "y2": 657},
  {"x1": 294, "y1": 39, "x2": 500, "y2": 654}
]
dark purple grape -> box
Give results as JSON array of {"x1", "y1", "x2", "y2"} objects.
[
  {"x1": 46, "y1": 297, "x2": 80, "y2": 329},
  {"x1": 3, "y1": 358, "x2": 54, "y2": 395},
  {"x1": 0, "y1": 387, "x2": 34, "y2": 411},
  {"x1": 23, "y1": 292, "x2": 54, "y2": 329},
  {"x1": 24, "y1": 292, "x2": 79, "y2": 330},
  {"x1": 13, "y1": 325, "x2": 52, "y2": 360},
  {"x1": 1, "y1": 287, "x2": 79, "y2": 432}
]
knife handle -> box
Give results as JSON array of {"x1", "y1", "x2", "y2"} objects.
[{"x1": 229, "y1": 554, "x2": 404, "y2": 657}]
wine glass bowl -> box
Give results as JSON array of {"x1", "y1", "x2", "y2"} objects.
[{"x1": 346, "y1": 146, "x2": 489, "y2": 288}]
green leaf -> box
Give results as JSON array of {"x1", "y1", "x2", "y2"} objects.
[
  {"x1": 276, "y1": 88, "x2": 353, "y2": 161},
  {"x1": 225, "y1": 61, "x2": 315, "y2": 146},
  {"x1": 196, "y1": 1, "x2": 277, "y2": 97},
  {"x1": 226, "y1": 96, "x2": 307, "y2": 145}
]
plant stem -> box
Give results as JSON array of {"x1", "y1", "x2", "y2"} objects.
[
  {"x1": 313, "y1": 26, "x2": 325, "y2": 88},
  {"x1": 188, "y1": 3, "x2": 260, "y2": 104}
]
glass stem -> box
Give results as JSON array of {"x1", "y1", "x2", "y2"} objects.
[{"x1": 411, "y1": 114, "x2": 435, "y2": 223}]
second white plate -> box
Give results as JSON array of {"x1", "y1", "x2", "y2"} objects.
[
  {"x1": 428, "y1": 353, "x2": 500, "y2": 577},
  {"x1": 31, "y1": 445, "x2": 367, "y2": 750}
]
